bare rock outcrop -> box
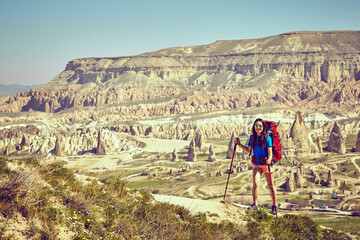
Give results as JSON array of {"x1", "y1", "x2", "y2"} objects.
[
  {"x1": 290, "y1": 112, "x2": 305, "y2": 146},
  {"x1": 194, "y1": 131, "x2": 205, "y2": 152},
  {"x1": 53, "y1": 136, "x2": 63, "y2": 157},
  {"x1": 327, "y1": 170, "x2": 334, "y2": 187},
  {"x1": 3, "y1": 143, "x2": 16, "y2": 156},
  {"x1": 297, "y1": 165, "x2": 304, "y2": 177},
  {"x1": 354, "y1": 130, "x2": 360, "y2": 152},
  {"x1": 227, "y1": 132, "x2": 236, "y2": 159},
  {"x1": 326, "y1": 122, "x2": 346, "y2": 154},
  {"x1": 96, "y1": 131, "x2": 106, "y2": 155},
  {"x1": 187, "y1": 139, "x2": 196, "y2": 162},
  {"x1": 208, "y1": 144, "x2": 216, "y2": 162},
  {"x1": 273, "y1": 93, "x2": 287, "y2": 104},
  {"x1": 285, "y1": 171, "x2": 295, "y2": 192},
  {"x1": 313, "y1": 172, "x2": 320, "y2": 184},
  {"x1": 20, "y1": 135, "x2": 30, "y2": 149},
  {"x1": 316, "y1": 137, "x2": 323, "y2": 153},
  {"x1": 294, "y1": 172, "x2": 303, "y2": 188},
  {"x1": 0, "y1": 31, "x2": 360, "y2": 117},
  {"x1": 246, "y1": 97, "x2": 257, "y2": 107},
  {"x1": 172, "y1": 148, "x2": 178, "y2": 162},
  {"x1": 290, "y1": 111, "x2": 318, "y2": 153}
]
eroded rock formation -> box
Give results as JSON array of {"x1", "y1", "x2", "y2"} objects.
[
  {"x1": 290, "y1": 111, "x2": 319, "y2": 154},
  {"x1": 327, "y1": 170, "x2": 334, "y2": 187},
  {"x1": 3, "y1": 143, "x2": 16, "y2": 156},
  {"x1": 285, "y1": 171, "x2": 295, "y2": 192},
  {"x1": 355, "y1": 130, "x2": 360, "y2": 152},
  {"x1": 327, "y1": 122, "x2": 346, "y2": 154},
  {"x1": 53, "y1": 136, "x2": 63, "y2": 157},
  {"x1": 294, "y1": 172, "x2": 303, "y2": 188},
  {"x1": 227, "y1": 132, "x2": 236, "y2": 159},
  {"x1": 208, "y1": 144, "x2": 216, "y2": 162},
  {"x1": 187, "y1": 139, "x2": 196, "y2": 162},
  {"x1": 96, "y1": 131, "x2": 106, "y2": 155},
  {"x1": 316, "y1": 137, "x2": 323, "y2": 153},
  {"x1": 1, "y1": 31, "x2": 360, "y2": 116},
  {"x1": 194, "y1": 131, "x2": 205, "y2": 152},
  {"x1": 172, "y1": 148, "x2": 178, "y2": 162}
]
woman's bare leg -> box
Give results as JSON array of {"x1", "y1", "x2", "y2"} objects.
[
  {"x1": 265, "y1": 172, "x2": 276, "y2": 204},
  {"x1": 252, "y1": 168, "x2": 262, "y2": 204}
]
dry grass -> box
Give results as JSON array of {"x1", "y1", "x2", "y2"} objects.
[{"x1": 0, "y1": 156, "x2": 354, "y2": 240}]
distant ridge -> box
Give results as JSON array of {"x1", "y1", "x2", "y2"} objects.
[
  {"x1": 0, "y1": 31, "x2": 360, "y2": 114},
  {"x1": 0, "y1": 84, "x2": 43, "y2": 98}
]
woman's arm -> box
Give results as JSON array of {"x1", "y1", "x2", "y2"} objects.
[
  {"x1": 235, "y1": 139, "x2": 251, "y2": 153},
  {"x1": 266, "y1": 147, "x2": 273, "y2": 165}
]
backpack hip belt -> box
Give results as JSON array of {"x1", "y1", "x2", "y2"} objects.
[{"x1": 251, "y1": 156, "x2": 267, "y2": 165}]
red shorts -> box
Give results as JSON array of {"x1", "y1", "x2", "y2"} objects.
[{"x1": 252, "y1": 164, "x2": 274, "y2": 174}]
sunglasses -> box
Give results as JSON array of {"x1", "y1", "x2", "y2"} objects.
[{"x1": 254, "y1": 125, "x2": 263, "y2": 128}]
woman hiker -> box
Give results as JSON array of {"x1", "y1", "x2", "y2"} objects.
[{"x1": 235, "y1": 118, "x2": 277, "y2": 215}]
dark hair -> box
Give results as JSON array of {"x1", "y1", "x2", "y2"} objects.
[{"x1": 251, "y1": 118, "x2": 267, "y2": 148}]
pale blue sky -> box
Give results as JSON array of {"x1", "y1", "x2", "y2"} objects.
[{"x1": 0, "y1": 0, "x2": 359, "y2": 85}]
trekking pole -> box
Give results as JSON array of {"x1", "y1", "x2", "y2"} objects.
[
  {"x1": 221, "y1": 138, "x2": 238, "y2": 203},
  {"x1": 268, "y1": 164, "x2": 278, "y2": 218}
]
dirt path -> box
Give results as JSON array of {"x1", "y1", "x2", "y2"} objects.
[{"x1": 152, "y1": 194, "x2": 246, "y2": 224}]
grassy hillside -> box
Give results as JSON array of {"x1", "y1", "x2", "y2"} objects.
[{"x1": 0, "y1": 156, "x2": 352, "y2": 239}]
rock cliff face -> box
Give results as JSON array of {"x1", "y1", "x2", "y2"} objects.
[
  {"x1": 1, "y1": 31, "x2": 360, "y2": 115},
  {"x1": 1, "y1": 31, "x2": 360, "y2": 158}
]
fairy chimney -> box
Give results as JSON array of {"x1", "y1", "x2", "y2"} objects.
[
  {"x1": 327, "y1": 122, "x2": 346, "y2": 154},
  {"x1": 246, "y1": 96, "x2": 256, "y2": 107},
  {"x1": 290, "y1": 112, "x2": 304, "y2": 142},
  {"x1": 297, "y1": 165, "x2": 304, "y2": 177},
  {"x1": 273, "y1": 93, "x2": 286, "y2": 104},
  {"x1": 53, "y1": 136, "x2": 63, "y2": 157},
  {"x1": 20, "y1": 135, "x2": 30, "y2": 148},
  {"x1": 208, "y1": 144, "x2": 216, "y2": 162},
  {"x1": 285, "y1": 171, "x2": 295, "y2": 192},
  {"x1": 294, "y1": 172, "x2": 303, "y2": 188},
  {"x1": 327, "y1": 170, "x2": 334, "y2": 187},
  {"x1": 314, "y1": 172, "x2": 320, "y2": 184},
  {"x1": 172, "y1": 148, "x2": 178, "y2": 162},
  {"x1": 277, "y1": 120, "x2": 294, "y2": 149},
  {"x1": 313, "y1": 172, "x2": 320, "y2": 184},
  {"x1": 355, "y1": 130, "x2": 360, "y2": 152},
  {"x1": 316, "y1": 137, "x2": 323, "y2": 153},
  {"x1": 96, "y1": 131, "x2": 106, "y2": 155},
  {"x1": 3, "y1": 143, "x2": 16, "y2": 156},
  {"x1": 290, "y1": 112, "x2": 320, "y2": 153},
  {"x1": 290, "y1": 112, "x2": 307, "y2": 148},
  {"x1": 227, "y1": 132, "x2": 236, "y2": 159},
  {"x1": 187, "y1": 139, "x2": 196, "y2": 162},
  {"x1": 194, "y1": 131, "x2": 205, "y2": 152}
]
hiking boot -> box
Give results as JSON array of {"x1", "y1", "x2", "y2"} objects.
[
  {"x1": 271, "y1": 204, "x2": 277, "y2": 215},
  {"x1": 248, "y1": 203, "x2": 259, "y2": 210}
]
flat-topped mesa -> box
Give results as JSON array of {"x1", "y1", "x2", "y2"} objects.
[
  {"x1": 46, "y1": 30, "x2": 360, "y2": 87},
  {"x1": 1, "y1": 31, "x2": 360, "y2": 114}
]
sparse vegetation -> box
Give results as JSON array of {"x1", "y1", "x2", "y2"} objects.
[
  {"x1": 0, "y1": 156, "x2": 355, "y2": 239},
  {"x1": 245, "y1": 208, "x2": 351, "y2": 240}
]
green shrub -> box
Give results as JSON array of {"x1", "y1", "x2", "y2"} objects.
[
  {"x1": 0, "y1": 158, "x2": 10, "y2": 176},
  {"x1": 320, "y1": 228, "x2": 352, "y2": 240},
  {"x1": 272, "y1": 214, "x2": 320, "y2": 240}
]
